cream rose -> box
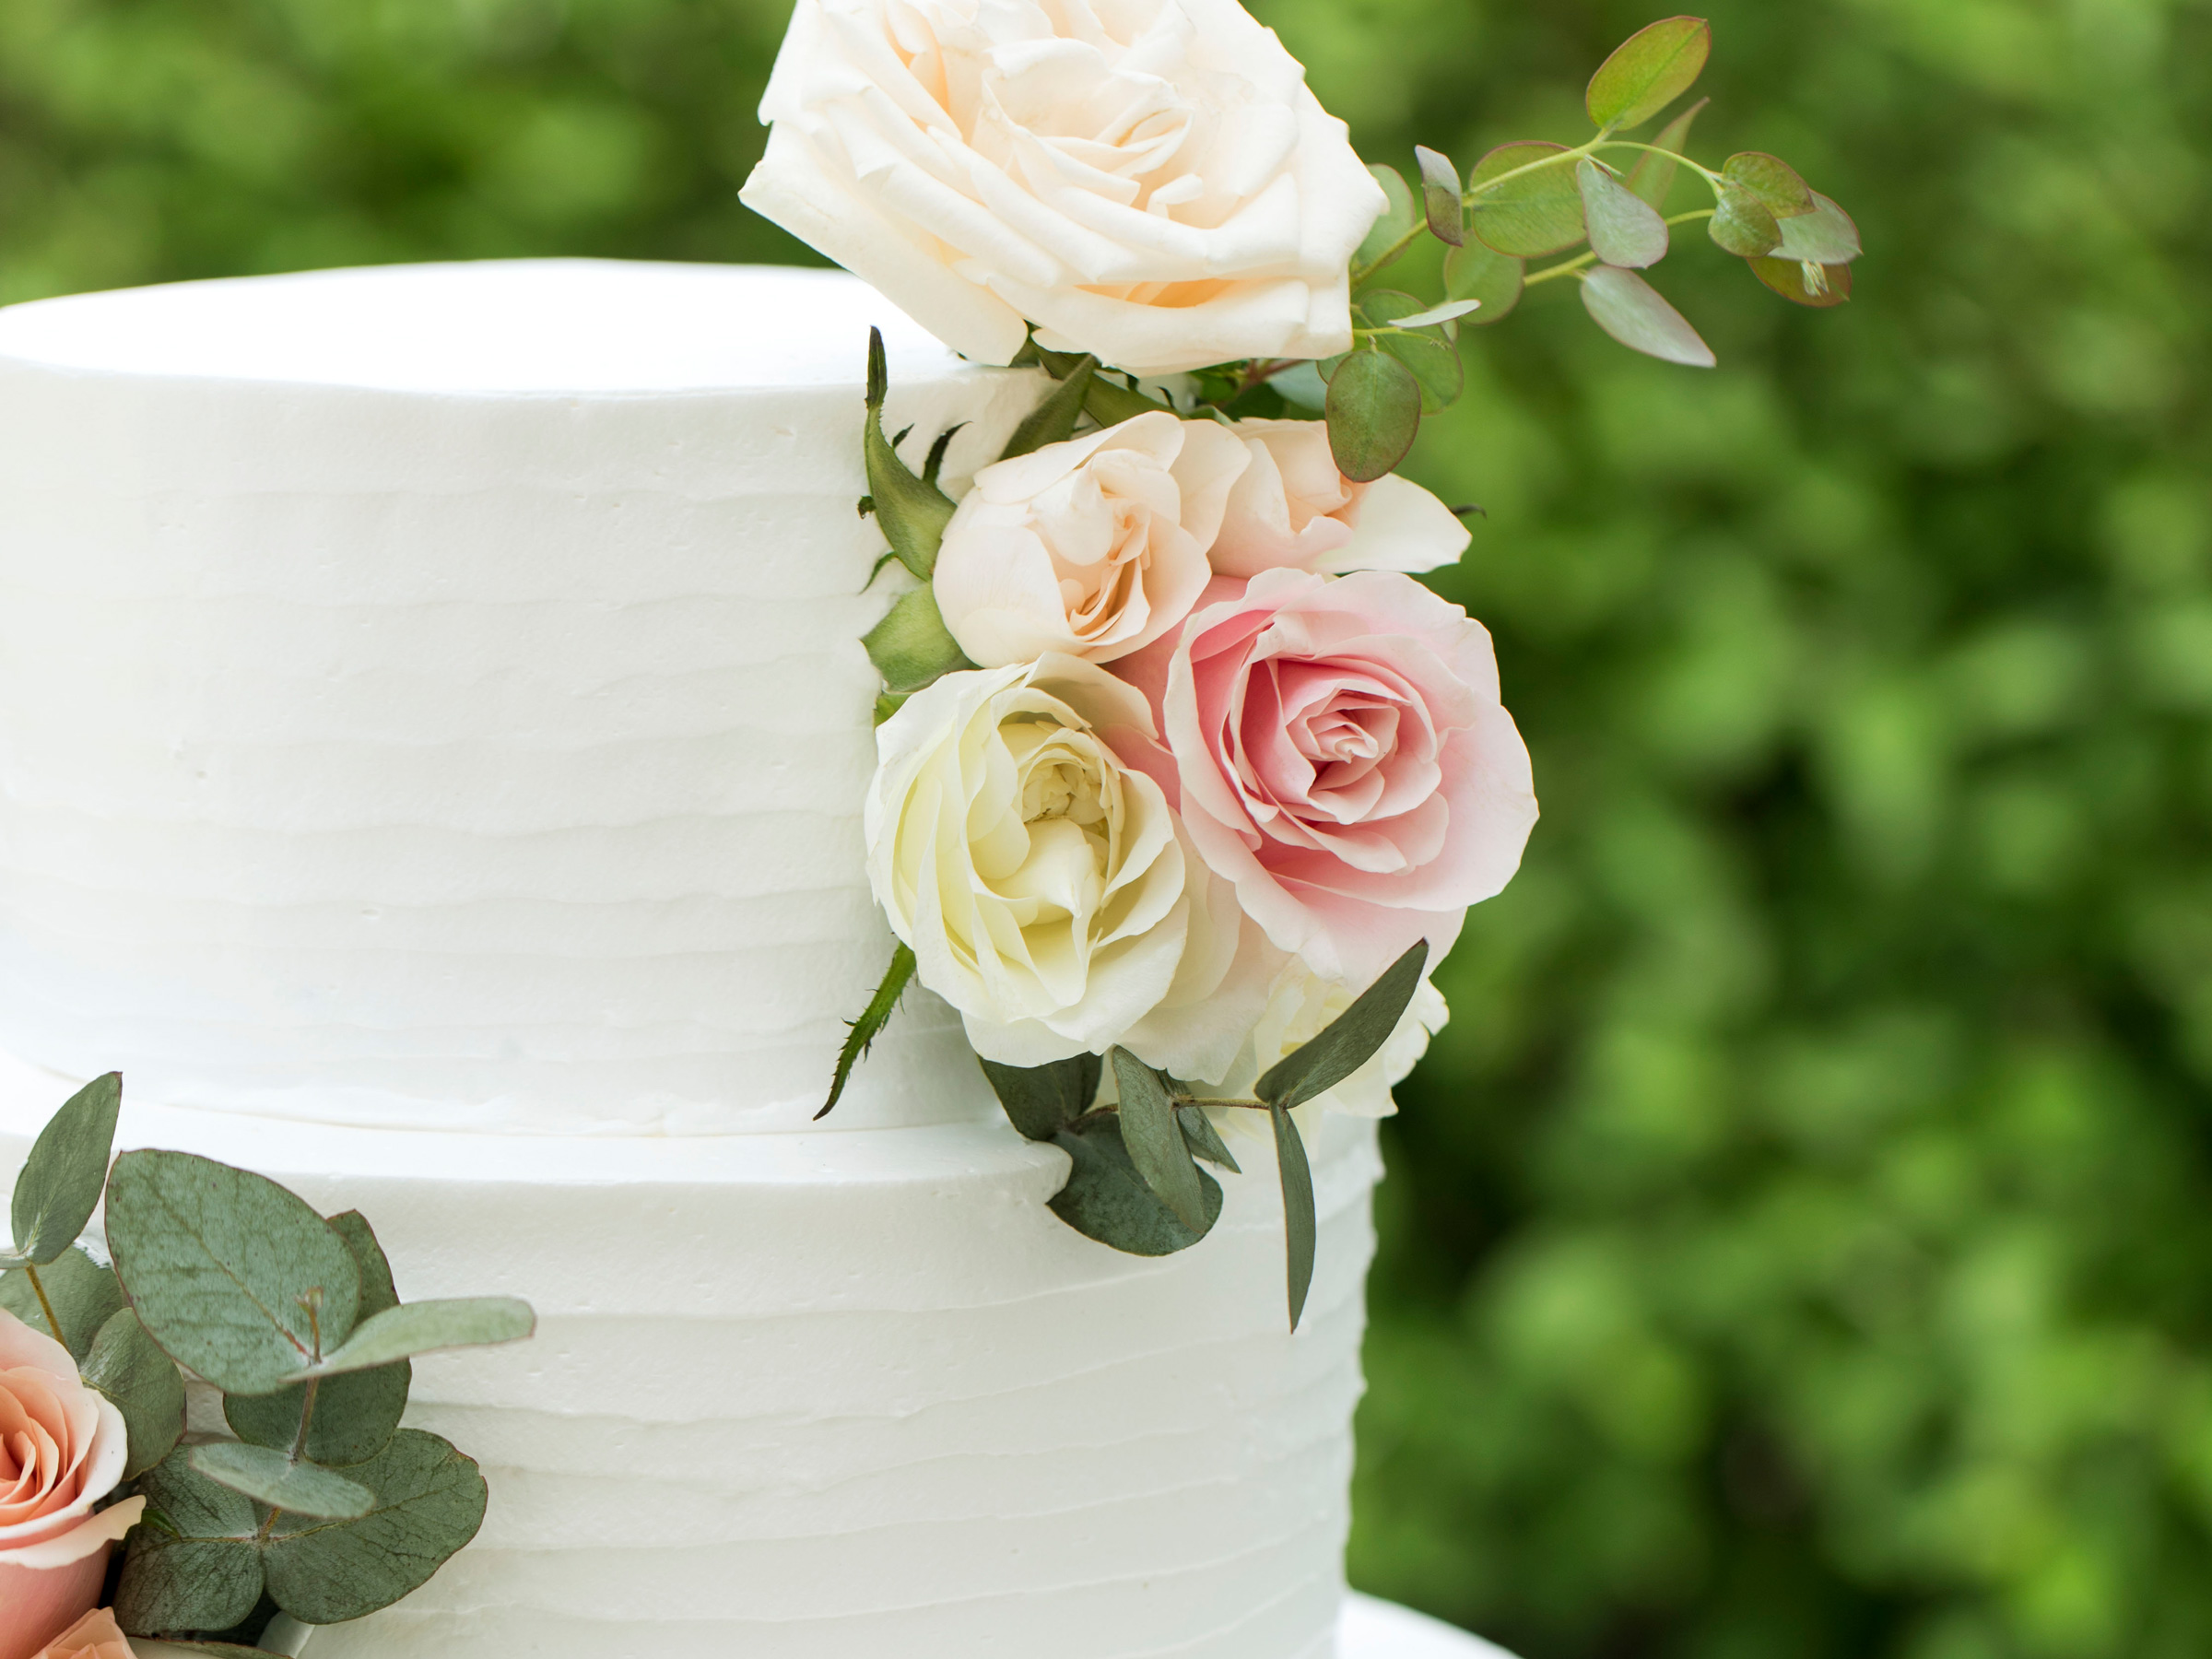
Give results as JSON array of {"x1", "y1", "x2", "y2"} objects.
[
  {"x1": 1197, "y1": 958, "x2": 1449, "y2": 1123},
  {"x1": 0, "y1": 1312, "x2": 145, "y2": 1659},
  {"x1": 933, "y1": 411, "x2": 1249, "y2": 666},
  {"x1": 865, "y1": 653, "x2": 1258, "y2": 1074},
  {"x1": 27, "y1": 1610, "x2": 130, "y2": 1659},
  {"x1": 1209, "y1": 418, "x2": 1473, "y2": 579},
  {"x1": 740, "y1": 0, "x2": 1385, "y2": 374}
]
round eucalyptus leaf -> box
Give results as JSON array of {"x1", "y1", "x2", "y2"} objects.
[
  {"x1": 1577, "y1": 159, "x2": 1669, "y2": 268},
  {"x1": 1585, "y1": 16, "x2": 1712, "y2": 131},
  {"x1": 11, "y1": 1071, "x2": 122, "y2": 1267},
  {"x1": 1, "y1": 1246, "x2": 124, "y2": 1358},
  {"x1": 1751, "y1": 255, "x2": 1853, "y2": 308},
  {"x1": 1353, "y1": 163, "x2": 1418, "y2": 275},
  {"x1": 1047, "y1": 1118, "x2": 1222, "y2": 1257},
  {"x1": 261, "y1": 1430, "x2": 489, "y2": 1625},
  {"x1": 1721, "y1": 150, "x2": 1815, "y2": 218},
  {"x1": 1443, "y1": 241, "x2": 1526, "y2": 324},
  {"x1": 979, "y1": 1053, "x2": 1100, "y2": 1142},
  {"x1": 192, "y1": 1441, "x2": 375, "y2": 1520},
  {"x1": 114, "y1": 1449, "x2": 265, "y2": 1638},
  {"x1": 1359, "y1": 290, "x2": 1465, "y2": 414},
  {"x1": 1467, "y1": 142, "x2": 1585, "y2": 257},
  {"x1": 1709, "y1": 184, "x2": 1783, "y2": 257},
  {"x1": 106, "y1": 1150, "x2": 362, "y2": 1397},
  {"x1": 1325, "y1": 351, "x2": 1423, "y2": 483},
  {"x1": 83, "y1": 1307, "x2": 186, "y2": 1478},
  {"x1": 1776, "y1": 192, "x2": 1863, "y2": 265}
]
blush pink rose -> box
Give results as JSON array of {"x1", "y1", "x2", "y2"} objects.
[
  {"x1": 1141, "y1": 567, "x2": 1536, "y2": 983},
  {"x1": 1209, "y1": 418, "x2": 1471, "y2": 580},
  {"x1": 29, "y1": 1610, "x2": 131, "y2": 1659},
  {"x1": 0, "y1": 1310, "x2": 145, "y2": 1659}
]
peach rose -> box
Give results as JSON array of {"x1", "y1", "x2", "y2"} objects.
[
  {"x1": 933, "y1": 411, "x2": 1249, "y2": 667},
  {"x1": 29, "y1": 1610, "x2": 131, "y2": 1659},
  {"x1": 0, "y1": 1311, "x2": 145, "y2": 1659},
  {"x1": 1208, "y1": 418, "x2": 1472, "y2": 579},
  {"x1": 1145, "y1": 568, "x2": 1537, "y2": 983}
]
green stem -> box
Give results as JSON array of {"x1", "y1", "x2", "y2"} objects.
[
  {"x1": 1592, "y1": 139, "x2": 1724, "y2": 185},
  {"x1": 1524, "y1": 251, "x2": 1602, "y2": 288},
  {"x1": 288, "y1": 1375, "x2": 323, "y2": 1464},
  {"x1": 21, "y1": 1262, "x2": 61, "y2": 1343}
]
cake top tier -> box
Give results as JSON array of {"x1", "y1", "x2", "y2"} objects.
[{"x1": 0, "y1": 258, "x2": 965, "y2": 395}]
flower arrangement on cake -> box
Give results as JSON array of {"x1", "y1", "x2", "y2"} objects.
[
  {"x1": 0, "y1": 1077, "x2": 534, "y2": 1658},
  {"x1": 745, "y1": 9, "x2": 1860, "y2": 1324}
]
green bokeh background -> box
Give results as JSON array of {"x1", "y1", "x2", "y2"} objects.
[{"x1": 5, "y1": 1, "x2": 2208, "y2": 1654}]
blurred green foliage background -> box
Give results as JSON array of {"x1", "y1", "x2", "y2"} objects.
[{"x1": 2, "y1": 0, "x2": 2207, "y2": 1653}]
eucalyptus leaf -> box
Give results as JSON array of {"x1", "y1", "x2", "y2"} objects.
[
  {"x1": 1324, "y1": 350, "x2": 1422, "y2": 483},
  {"x1": 862, "y1": 583, "x2": 975, "y2": 695},
  {"x1": 1751, "y1": 255, "x2": 1853, "y2": 308},
  {"x1": 106, "y1": 1149, "x2": 362, "y2": 1396},
  {"x1": 1585, "y1": 15, "x2": 1712, "y2": 131},
  {"x1": 83, "y1": 1307, "x2": 186, "y2": 1477},
  {"x1": 818, "y1": 943, "x2": 916, "y2": 1119},
  {"x1": 1580, "y1": 265, "x2": 1718, "y2": 366},
  {"x1": 144, "y1": 1645, "x2": 290, "y2": 1658},
  {"x1": 863, "y1": 327, "x2": 958, "y2": 580},
  {"x1": 1176, "y1": 1104, "x2": 1241, "y2": 1174},
  {"x1": 299, "y1": 1295, "x2": 535, "y2": 1379},
  {"x1": 979, "y1": 1053, "x2": 1100, "y2": 1141},
  {"x1": 1272, "y1": 1105, "x2": 1317, "y2": 1333},
  {"x1": 1413, "y1": 145, "x2": 1464, "y2": 246},
  {"x1": 228, "y1": 1211, "x2": 410, "y2": 1469},
  {"x1": 1722, "y1": 150, "x2": 1815, "y2": 218},
  {"x1": 1391, "y1": 299, "x2": 1483, "y2": 329},
  {"x1": 1353, "y1": 163, "x2": 1418, "y2": 276},
  {"x1": 10, "y1": 1071, "x2": 122, "y2": 1267},
  {"x1": 260, "y1": 1430, "x2": 488, "y2": 1625},
  {"x1": 1709, "y1": 184, "x2": 1783, "y2": 257},
  {"x1": 1442, "y1": 240, "x2": 1525, "y2": 324},
  {"x1": 1048, "y1": 1118, "x2": 1221, "y2": 1256},
  {"x1": 1577, "y1": 158, "x2": 1669, "y2": 268},
  {"x1": 1627, "y1": 96, "x2": 1708, "y2": 208},
  {"x1": 1, "y1": 1246, "x2": 124, "y2": 1356},
  {"x1": 1359, "y1": 290, "x2": 1463, "y2": 414},
  {"x1": 998, "y1": 355, "x2": 1097, "y2": 460},
  {"x1": 1109, "y1": 1049, "x2": 1206, "y2": 1232},
  {"x1": 1776, "y1": 192, "x2": 1863, "y2": 265},
  {"x1": 114, "y1": 1450, "x2": 265, "y2": 1637},
  {"x1": 1467, "y1": 142, "x2": 1585, "y2": 257},
  {"x1": 1256, "y1": 941, "x2": 1431, "y2": 1112},
  {"x1": 192, "y1": 1442, "x2": 374, "y2": 1520}
]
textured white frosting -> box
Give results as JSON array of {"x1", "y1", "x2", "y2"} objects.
[{"x1": 0, "y1": 262, "x2": 1380, "y2": 1658}]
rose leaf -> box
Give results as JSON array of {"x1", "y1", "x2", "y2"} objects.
[
  {"x1": 818, "y1": 943, "x2": 918, "y2": 1121},
  {"x1": 260, "y1": 1430, "x2": 489, "y2": 1625},
  {"x1": 1256, "y1": 940, "x2": 1431, "y2": 1113},
  {"x1": 979, "y1": 1053, "x2": 1100, "y2": 1142},
  {"x1": 863, "y1": 328, "x2": 958, "y2": 580},
  {"x1": 8, "y1": 1070, "x2": 122, "y2": 1267},
  {"x1": 84, "y1": 1307, "x2": 186, "y2": 1478}
]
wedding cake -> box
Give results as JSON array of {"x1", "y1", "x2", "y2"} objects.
[{"x1": 0, "y1": 258, "x2": 1386, "y2": 1658}]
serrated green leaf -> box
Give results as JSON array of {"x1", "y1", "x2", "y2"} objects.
[
  {"x1": 979, "y1": 1053, "x2": 1100, "y2": 1141},
  {"x1": 998, "y1": 355, "x2": 1098, "y2": 460},
  {"x1": 1467, "y1": 142, "x2": 1585, "y2": 257},
  {"x1": 114, "y1": 1451, "x2": 265, "y2": 1637},
  {"x1": 1722, "y1": 151, "x2": 1814, "y2": 218},
  {"x1": 1110, "y1": 1048, "x2": 1206, "y2": 1231},
  {"x1": 1709, "y1": 184, "x2": 1783, "y2": 256},
  {"x1": 863, "y1": 583, "x2": 975, "y2": 696},
  {"x1": 1359, "y1": 289, "x2": 1464, "y2": 415},
  {"x1": 84, "y1": 1307, "x2": 186, "y2": 1477},
  {"x1": 1325, "y1": 350, "x2": 1423, "y2": 483},
  {"x1": 228, "y1": 1211, "x2": 409, "y2": 1469},
  {"x1": 1627, "y1": 96, "x2": 1709, "y2": 208},
  {"x1": 260, "y1": 1430, "x2": 488, "y2": 1625},
  {"x1": 863, "y1": 327, "x2": 957, "y2": 580},
  {"x1": 298, "y1": 1295, "x2": 535, "y2": 1379},
  {"x1": 1580, "y1": 265, "x2": 1718, "y2": 366},
  {"x1": 1750, "y1": 255, "x2": 1853, "y2": 307},
  {"x1": 1257, "y1": 942, "x2": 1431, "y2": 1112},
  {"x1": 106, "y1": 1150, "x2": 362, "y2": 1396},
  {"x1": 1577, "y1": 159, "x2": 1669, "y2": 268},
  {"x1": 1776, "y1": 192, "x2": 1862, "y2": 265},
  {"x1": 1048, "y1": 1118, "x2": 1221, "y2": 1256},
  {"x1": 1442, "y1": 240, "x2": 1526, "y2": 324},
  {"x1": 10, "y1": 1071, "x2": 121, "y2": 1266},
  {"x1": 192, "y1": 1442, "x2": 374, "y2": 1520},
  {"x1": 1177, "y1": 1104, "x2": 1241, "y2": 1174},
  {"x1": 818, "y1": 942, "x2": 916, "y2": 1119},
  {"x1": 1586, "y1": 16, "x2": 1712, "y2": 131},
  {"x1": 1353, "y1": 163, "x2": 1418, "y2": 276},
  {"x1": 1272, "y1": 1105, "x2": 1317, "y2": 1332},
  {"x1": 1, "y1": 1247, "x2": 124, "y2": 1356},
  {"x1": 1414, "y1": 146, "x2": 1464, "y2": 246}
]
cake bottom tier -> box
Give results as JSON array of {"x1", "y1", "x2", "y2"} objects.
[{"x1": 0, "y1": 1055, "x2": 1378, "y2": 1659}]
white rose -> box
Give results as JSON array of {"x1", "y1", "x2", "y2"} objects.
[
  {"x1": 1209, "y1": 418, "x2": 1472, "y2": 578},
  {"x1": 739, "y1": 0, "x2": 1385, "y2": 375},
  {"x1": 865, "y1": 653, "x2": 1257, "y2": 1071},
  {"x1": 933, "y1": 411, "x2": 1249, "y2": 666}
]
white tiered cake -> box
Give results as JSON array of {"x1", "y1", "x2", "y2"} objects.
[{"x1": 0, "y1": 260, "x2": 1384, "y2": 1658}]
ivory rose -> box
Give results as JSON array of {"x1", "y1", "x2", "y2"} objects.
[
  {"x1": 28, "y1": 1610, "x2": 130, "y2": 1659},
  {"x1": 865, "y1": 653, "x2": 1261, "y2": 1075},
  {"x1": 933, "y1": 411, "x2": 1248, "y2": 667},
  {"x1": 740, "y1": 0, "x2": 1384, "y2": 374},
  {"x1": 1210, "y1": 418, "x2": 1472, "y2": 579},
  {"x1": 1146, "y1": 568, "x2": 1537, "y2": 984},
  {"x1": 0, "y1": 1311, "x2": 145, "y2": 1659}
]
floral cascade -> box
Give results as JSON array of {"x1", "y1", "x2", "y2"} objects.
[
  {"x1": 0, "y1": 1077, "x2": 535, "y2": 1658},
  {"x1": 746, "y1": 10, "x2": 1859, "y2": 1324}
]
